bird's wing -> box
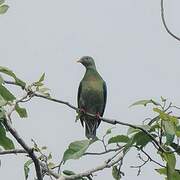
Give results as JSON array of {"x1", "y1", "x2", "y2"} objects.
[
  {"x1": 101, "y1": 81, "x2": 107, "y2": 116},
  {"x1": 77, "y1": 81, "x2": 84, "y2": 127}
]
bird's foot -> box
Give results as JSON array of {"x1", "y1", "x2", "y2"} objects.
[
  {"x1": 96, "y1": 112, "x2": 101, "y2": 120},
  {"x1": 79, "y1": 108, "x2": 86, "y2": 114}
]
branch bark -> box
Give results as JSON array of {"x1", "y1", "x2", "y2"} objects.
[
  {"x1": 0, "y1": 149, "x2": 26, "y2": 155},
  {"x1": 4, "y1": 115, "x2": 43, "y2": 180},
  {"x1": 161, "y1": 0, "x2": 180, "y2": 41}
]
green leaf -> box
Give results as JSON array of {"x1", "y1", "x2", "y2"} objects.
[
  {"x1": 0, "y1": 85, "x2": 15, "y2": 101},
  {"x1": 48, "y1": 162, "x2": 56, "y2": 169},
  {"x1": 63, "y1": 170, "x2": 76, "y2": 176},
  {"x1": 24, "y1": 159, "x2": 33, "y2": 180},
  {"x1": 0, "y1": 4, "x2": 8, "y2": 14},
  {"x1": 161, "y1": 96, "x2": 166, "y2": 102},
  {"x1": 0, "y1": 75, "x2": 4, "y2": 84},
  {"x1": 15, "y1": 104, "x2": 28, "y2": 118},
  {"x1": 133, "y1": 131, "x2": 153, "y2": 148},
  {"x1": 127, "y1": 127, "x2": 140, "y2": 135},
  {"x1": 112, "y1": 166, "x2": 121, "y2": 180},
  {"x1": 0, "y1": 123, "x2": 15, "y2": 149},
  {"x1": 38, "y1": 73, "x2": 45, "y2": 82},
  {"x1": 163, "y1": 120, "x2": 175, "y2": 145},
  {"x1": 163, "y1": 152, "x2": 176, "y2": 180},
  {"x1": 156, "y1": 168, "x2": 180, "y2": 180},
  {"x1": 156, "y1": 167, "x2": 167, "y2": 175},
  {"x1": 108, "y1": 135, "x2": 129, "y2": 144},
  {"x1": 153, "y1": 108, "x2": 169, "y2": 120},
  {"x1": 106, "y1": 127, "x2": 115, "y2": 135},
  {"x1": 123, "y1": 137, "x2": 134, "y2": 154},
  {"x1": 63, "y1": 139, "x2": 91, "y2": 163},
  {"x1": 38, "y1": 87, "x2": 50, "y2": 93},
  {"x1": 176, "y1": 125, "x2": 180, "y2": 137},
  {"x1": 130, "y1": 99, "x2": 156, "y2": 107},
  {"x1": 0, "y1": 66, "x2": 26, "y2": 88},
  {"x1": 0, "y1": 0, "x2": 5, "y2": 5},
  {"x1": 0, "y1": 94, "x2": 7, "y2": 106},
  {"x1": 127, "y1": 125, "x2": 151, "y2": 135}
]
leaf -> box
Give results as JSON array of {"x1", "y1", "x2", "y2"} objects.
[
  {"x1": 161, "y1": 96, "x2": 166, "y2": 102},
  {"x1": 0, "y1": 66, "x2": 26, "y2": 87},
  {"x1": 0, "y1": 85, "x2": 15, "y2": 101},
  {"x1": 133, "y1": 131, "x2": 153, "y2": 148},
  {"x1": 129, "y1": 99, "x2": 156, "y2": 107},
  {"x1": 15, "y1": 104, "x2": 28, "y2": 118},
  {"x1": 24, "y1": 159, "x2": 33, "y2": 180},
  {"x1": 0, "y1": 123, "x2": 15, "y2": 149},
  {"x1": 156, "y1": 167, "x2": 167, "y2": 175},
  {"x1": 47, "y1": 153, "x2": 52, "y2": 160},
  {"x1": 176, "y1": 125, "x2": 180, "y2": 137},
  {"x1": 0, "y1": 75, "x2": 4, "y2": 84},
  {"x1": 156, "y1": 168, "x2": 180, "y2": 180},
  {"x1": 112, "y1": 166, "x2": 121, "y2": 180},
  {"x1": 127, "y1": 125, "x2": 151, "y2": 135},
  {"x1": 48, "y1": 162, "x2": 56, "y2": 169},
  {"x1": 108, "y1": 135, "x2": 129, "y2": 144},
  {"x1": 63, "y1": 140, "x2": 91, "y2": 163},
  {"x1": 123, "y1": 137, "x2": 134, "y2": 154},
  {"x1": 106, "y1": 127, "x2": 115, "y2": 135},
  {"x1": 0, "y1": 4, "x2": 8, "y2": 14},
  {"x1": 0, "y1": 0, "x2": 5, "y2": 5},
  {"x1": 127, "y1": 127, "x2": 140, "y2": 135},
  {"x1": 153, "y1": 108, "x2": 169, "y2": 120},
  {"x1": 38, "y1": 87, "x2": 50, "y2": 93},
  {"x1": 163, "y1": 152, "x2": 176, "y2": 180},
  {"x1": 0, "y1": 94, "x2": 7, "y2": 106},
  {"x1": 63, "y1": 170, "x2": 76, "y2": 176},
  {"x1": 162, "y1": 120, "x2": 175, "y2": 145},
  {"x1": 38, "y1": 73, "x2": 45, "y2": 82}
]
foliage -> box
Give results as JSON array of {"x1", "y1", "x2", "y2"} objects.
[
  {"x1": 0, "y1": 0, "x2": 8, "y2": 14},
  {"x1": 0, "y1": 65, "x2": 180, "y2": 180}
]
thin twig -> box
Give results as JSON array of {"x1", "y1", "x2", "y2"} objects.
[
  {"x1": 0, "y1": 149, "x2": 26, "y2": 155},
  {"x1": 161, "y1": 0, "x2": 180, "y2": 41},
  {"x1": 84, "y1": 147, "x2": 121, "y2": 156},
  {"x1": 33, "y1": 93, "x2": 167, "y2": 153},
  {"x1": 59, "y1": 148, "x2": 125, "y2": 180}
]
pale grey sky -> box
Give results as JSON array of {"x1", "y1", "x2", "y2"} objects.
[{"x1": 0, "y1": 0, "x2": 180, "y2": 179}]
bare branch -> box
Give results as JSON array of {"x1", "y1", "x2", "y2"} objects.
[
  {"x1": 84, "y1": 147, "x2": 122, "y2": 156},
  {"x1": 0, "y1": 149, "x2": 26, "y2": 155},
  {"x1": 161, "y1": 0, "x2": 180, "y2": 41},
  {"x1": 4, "y1": 116, "x2": 43, "y2": 180}
]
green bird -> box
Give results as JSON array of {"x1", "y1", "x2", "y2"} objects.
[{"x1": 77, "y1": 56, "x2": 107, "y2": 139}]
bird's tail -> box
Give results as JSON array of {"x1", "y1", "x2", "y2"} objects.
[{"x1": 85, "y1": 119, "x2": 98, "y2": 139}]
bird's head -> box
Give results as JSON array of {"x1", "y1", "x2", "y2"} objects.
[{"x1": 77, "y1": 56, "x2": 96, "y2": 69}]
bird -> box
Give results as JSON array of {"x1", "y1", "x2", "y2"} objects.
[{"x1": 77, "y1": 56, "x2": 107, "y2": 139}]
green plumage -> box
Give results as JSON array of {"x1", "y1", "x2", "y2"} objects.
[{"x1": 77, "y1": 56, "x2": 107, "y2": 139}]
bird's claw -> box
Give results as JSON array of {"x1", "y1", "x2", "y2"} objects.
[
  {"x1": 79, "y1": 108, "x2": 86, "y2": 114},
  {"x1": 96, "y1": 112, "x2": 101, "y2": 120}
]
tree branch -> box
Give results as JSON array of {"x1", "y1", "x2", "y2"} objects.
[
  {"x1": 34, "y1": 93, "x2": 168, "y2": 153},
  {"x1": 59, "y1": 149, "x2": 125, "y2": 180},
  {"x1": 161, "y1": 0, "x2": 180, "y2": 41},
  {"x1": 84, "y1": 147, "x2": 122, "y2": 156},
  {"x1": 4, "y1": 115, "x2": 43, "y2": 180},
  {"x1": 0, "y1": 149, "x2": 26, "y2": 155}
]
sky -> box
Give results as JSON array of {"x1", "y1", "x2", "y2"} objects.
[{"x1": 0, "y1": 0, "x2": 180, "y2": 179}]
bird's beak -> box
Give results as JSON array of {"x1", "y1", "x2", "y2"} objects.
[{"x1": 76, "y1": 59, "x2": 82, "y2": 63}]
